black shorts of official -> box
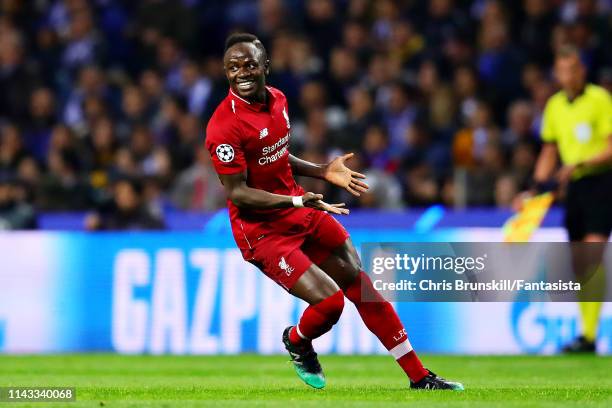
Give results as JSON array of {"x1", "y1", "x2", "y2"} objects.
[{"x1": 565, "y1": 170, "x2": 612, "y2": 241}]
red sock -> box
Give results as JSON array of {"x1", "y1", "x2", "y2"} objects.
[
  {"x1": 344, "y1": 272, "x2": 428, "y2": 382},
  {"x1": 289, "y1": 325, "x2": 307, "y2": 345},
  {"x1": 290, "y1": 290, "x2": 345, "y2": 346},
  {"x1": 397, "y1": 351, "x2": 428, "y2": 383}
]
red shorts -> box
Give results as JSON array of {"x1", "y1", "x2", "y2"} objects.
[{"x1": 240, "y1": 208, "x2": 349, "y2": 290}]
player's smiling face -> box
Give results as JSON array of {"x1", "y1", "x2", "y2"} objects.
[{"x1": 224, "y1": 42, "x2": 269, "y2": 103}]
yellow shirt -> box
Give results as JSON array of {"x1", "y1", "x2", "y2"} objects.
[{"x1": 541, "y1": 84, "x2": 612, "y2": 179}]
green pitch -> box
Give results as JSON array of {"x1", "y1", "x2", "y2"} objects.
[{"x1": 0, "y1": 354, "x2": 610, "y2": 407}]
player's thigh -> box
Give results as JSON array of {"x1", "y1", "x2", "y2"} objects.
[
  {"x1": 566, "y1": 172, "x2": 612, "y2": 241},
  {"x1": 564, "y1": 181, "x2": 586, "y2": 241},
  {"x1": 250, "y1": 235, "x2": 312, "y2": 292},
  {"x1": 302, "y1": 211, "x2": 350, "y2": 264},
  {"x1": 581, "y1": 203, "x2": 612, "y2": 242},
  {"x1": 304, "y1": 210, "x2": 349, "y2": 251},
  {"x1": 290, "y1": 263, "x2": 342, "y2": 305},
  {"x1": 302, "y1": 211, "x2": 359, "y2": 289},
  {"x1": 317, "y1": 237, "x2": 363, "y2": 290},
  {"x1": 568, "y1": 184, "x2": 609, "y2": 280},
  {"x1": 250, "y1": 233, "x2": 340, "y2": 304}
]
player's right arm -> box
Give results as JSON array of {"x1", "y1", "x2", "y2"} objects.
[
  {"x1": 217, "y1": 172, "x2": 348, "y2": 214},
  {"x1": 206, "y1": 113, "x2": 348, "y2": 214},
  {"x1": 533, "y1": 143, "x2": 559, "y2": 185},
  {"x1": 533, "y1": 96, "x2": 560, "y2": 186},
  {"x1": 513, "y1": 143, "x2": 558, "y2": 211},
  {"x1": 513, "y1": 98, "x2": 559, "y2": 210}
]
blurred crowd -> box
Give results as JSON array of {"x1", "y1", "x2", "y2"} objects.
[{"x1": 0, "y1": 0, "x2": 611, "y2": 230}]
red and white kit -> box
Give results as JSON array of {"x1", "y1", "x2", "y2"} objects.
[{"x1": 205, "y1": 86, "x2": 349, "y2": 290}]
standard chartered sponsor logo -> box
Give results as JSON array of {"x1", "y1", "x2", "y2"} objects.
[
  {"x1": 259, "y1": 134, "x2": 290, "y2": 165},
  {"x1": 259, "y1": 145, "x2": 288, "y2": 165},
  {"x1": 261, "y1": 134, "x2": 289, "y2": 155}
]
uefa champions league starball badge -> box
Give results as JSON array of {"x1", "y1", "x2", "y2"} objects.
[{"x1": 216, "y1": 144, "x2": 235, "y2": 162}]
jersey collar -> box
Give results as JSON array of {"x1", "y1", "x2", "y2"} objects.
[
  {"x1": 564, "y1": 84, "x2": 588, "y2": 103},
  {"x1": 229, "y1": 87, "x2": 275, "y2": 112}
]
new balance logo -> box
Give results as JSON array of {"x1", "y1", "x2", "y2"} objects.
[
  {"x1": 259, "y1": 128, "x2": 269, "y2": 139},
  {"x1": 279, "y1": 256, "x2": 295, "y2": 276}
]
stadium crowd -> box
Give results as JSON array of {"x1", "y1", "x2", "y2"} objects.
[{"x1": 0, "y1": 0, "x2": 610, "y2": 229}]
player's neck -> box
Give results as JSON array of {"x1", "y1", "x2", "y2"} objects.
[
  {"x1": 564, "y1": 84, "x2": 586, "y2": 102},
  {"x1": 250, "y1": 88, "x2": 267, "y2": 105}
]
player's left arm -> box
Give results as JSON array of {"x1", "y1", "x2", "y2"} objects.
[
  {"x1": 558, "y1": 135, "x2": 612, "y2": 183},
  {"x1": 581, "y1": 135, "x2": 612, "y2": 167},
  {"x1": 582, "y1": 94, "x2": 612, "y2": 166},
  {"x1": 289, "y1": 153, "x2": 369, "y2": 196},
  {"x1": 288, "y1": 154, "x2": 326, "y2": 179},
  {"x1": 558, "y1": 93, "x2": 612, "y2": 183}
]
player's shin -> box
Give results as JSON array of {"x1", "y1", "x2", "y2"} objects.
[
  {"x1": 344, "y1": 271, "x2": 428, "y2": 383},
  {"x1": 289, "y1": 290, "x2": 345, "y2": 345}
]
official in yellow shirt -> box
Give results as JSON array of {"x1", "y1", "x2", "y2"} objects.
[
  {"x1": 531, "y1": 46, "x2": 612, "y2": 353},
  {"x1": 541, "y1": 76, "x2": 612, "y2": 182}
]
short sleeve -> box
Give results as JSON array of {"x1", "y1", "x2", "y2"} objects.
[
  {"x1": 540, "y1": 100, "x2": 556, "y2": 143},
  {"x1": 597, "y1": 91, "x2": 612, "y2": 139},
  {"x1": 205, "y1": 120, "x2": 247, "y2": 175}
]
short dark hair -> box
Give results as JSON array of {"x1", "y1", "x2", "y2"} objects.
[
  {"x1": 224, "y1": 32, "x2": 268, "y2": 61},
  {"x1": 556, "y1": 44, "x2": 581, "y2": 61}
]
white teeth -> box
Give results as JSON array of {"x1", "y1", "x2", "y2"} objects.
[{"x1": 237, "y1": 81, "x2": 254, "y2": 89}]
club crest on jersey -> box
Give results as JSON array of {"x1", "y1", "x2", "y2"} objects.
[
  {"x1": 259, "y1": 128, "x2": 269, "y2": 139},
  {"x1": 216, "y1": 144, "x2": 234, "y2": 162},
  {"x1": 282, "y1": 107, "x2": 290, "y2": 129},
  {"x1": 279, "y1": 256, "x2": 294, "y2": 276}
]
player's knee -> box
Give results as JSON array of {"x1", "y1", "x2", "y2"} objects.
[
  {"x1": 307, "y1": 275, "x2": 342, "y2": 304},
  {"x1": 345, "y1": 264, "x2": 360, "y2": 283},
  {"x1": 332, "y1": 264, "x2": 360, "y2": 292},
  {"x1": 344, "y1": 271, "x2": 386, "y2": 303}
]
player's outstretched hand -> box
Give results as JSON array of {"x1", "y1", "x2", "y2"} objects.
[
  {"x1": 302, "y1": 192, "x2": 350, "y2": 215},
  {"x1": 323, "y1": 153, "x2": 369, "y2": 197}
]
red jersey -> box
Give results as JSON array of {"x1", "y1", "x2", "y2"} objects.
[{"x1": 205, "y1": 86, "x2": 307, "y2": 255}]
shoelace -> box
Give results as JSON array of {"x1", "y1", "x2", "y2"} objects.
[
  {"x1": 297, "y1": 349, "x2": 322, "y2": 373},
  {"x1": 414, "y1": 370, "x2": 445, "y2": 386},
  {"x1": 284, "y1": 335, "x2": 322, "y2": 373},
  {"x1": 289, "y1": 345, "x2": 321, "y2": 372}
]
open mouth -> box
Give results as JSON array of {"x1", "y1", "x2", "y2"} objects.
[{"x1": 236, "y1": 80, "x2": 255, "y2": 91}]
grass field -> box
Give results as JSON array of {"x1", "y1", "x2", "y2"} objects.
[{"x1": 0, "y1": 354, "x2": 610, "y2": 407}]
